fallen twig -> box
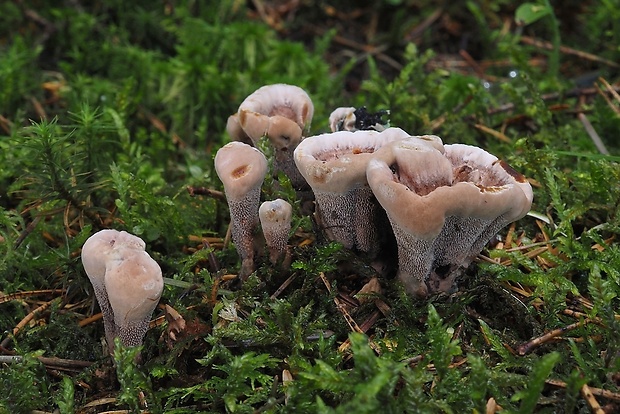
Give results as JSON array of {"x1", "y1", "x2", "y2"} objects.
[
  {"x1": 520, "y1": 35, "x2": 620, "y2": 68},
  {"x1": 580, "y1": 382, "x2": 606, "y2": 414},
  {"x1": 319, "y1": 272, "x2": 381, "y2": 354},
  {"x1": 0, "y1": 299, "x2": 58, "y2": 349},
  {"x1": 186, "y1": 186, "x2": 226, "y2": 201},
  {"x1": 546, "y1": 378, "x2": 620, "y2": 402},
  {"x1": 577, "y1": 95, "x2": 609, "y2": 155},
  {"x1": 0, "y1": 355, "x2": 93, "y2": 372},
  {"x1": 517, "y1": 319, "x2": 592, "y2": 355}
]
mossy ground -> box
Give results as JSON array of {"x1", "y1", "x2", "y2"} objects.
[{"x1": 1, "y1": 1, "x2": 620, "y2": 413}]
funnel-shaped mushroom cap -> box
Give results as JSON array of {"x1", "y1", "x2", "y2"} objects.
[
  {"x1": 227, "y1": 84, "x2": 314, "y2": 190},
  {"x1": 294, "y1": 127, "x2": 411, "y2": 192},
  {"x1": 293, "y1": 127, "x2": 410, "y2": 251},
  {"x1": 215, "y1": 142, "x2": 268, "y2": 201},
  {"x1": 104, "y1": 247, "x2": 163, "y2": 348},
  {"x1": 259, "y1": 199, "x2": 293, "y2": 264},
  {"x1": 367, "y1": 138, "x2": 533, "y2": 297},
  {"x1": 238, "y1": 83, "x2": 313, "y2": 134},
  {"x1": 214, "y1": 142, "x2": 269, "y2": 279}
]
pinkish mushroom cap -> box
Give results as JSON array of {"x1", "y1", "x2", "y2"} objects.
[
  {"x1": 293, "y1": 127, "x2": 410, "y2": 253},
  {"x1": 81, "y1": 230, "x2": 161, "y2": 353},
  {"x1": 214, "y1": 141, "x2": 269, "y2": 279},
  {"x1": 328, "y1": 107, "x2": 357, "y2": 132},
  {"x1": 226, "y1": 84, "x2": 314, "y2": 189},
  {"x1": 104, "y1": 245, "x2": 163, "y2": 349},
  {"x1": 367, "y1": 138, "x2": 533, "y2": 297}
]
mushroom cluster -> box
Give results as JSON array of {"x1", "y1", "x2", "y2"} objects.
[
  {"x1": 216, "y1": 83, "x2": 533, "y2": 297},
  {"x1": 81, "y1": 229, "x2": 163, "y2": 353},
  {"x1": 367, "y1": 138, "x2": 533, "y2": 297}
]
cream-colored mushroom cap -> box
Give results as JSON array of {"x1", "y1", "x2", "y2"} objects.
[
  {"x1": 368, "y1": 138, "x2": 531, "y2": 238},
  {"x1": 294, "y1": 127, "x2": 410, "y2": 193},
  {"x1": 82, "y1": 229, "x2": 147, "y2": 282},
  {"x1": 238, "y1": 83, "x2": 314, "y2": 131},
  {"x1": 367, "y1": 138, "x2": 454, "y2": 238},
  {"x1": 328, "y1": 107, "x2": 357, "y2": 132},
  {"x1": 259, "y1": 199, "x2": 293, "y2": 264},
  {"x1": 214, "y1": 142, "x2": 268, "y2": 200},
  {"x1": 444, "y1": 143, "x2": 534, "y2": 221},
  {"x1": 104, "y1": 247, "x2": 163, "y2": 347},
  {"x1": 259, "y1": 199, "x2": 293, "y2": 228},
  {"x1": 82, "y1": 229, "x2": 121, "y2": 283}
]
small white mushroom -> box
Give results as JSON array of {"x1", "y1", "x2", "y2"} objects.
[
  {"x1": 367, "y1": 138, "x2": 533, "y2": 297},
  {"x1": 328, "y1": 107, "x2": 390, "y2": 132},
  {"x1": 259, "y1": 199, "x2": 293, "y2": 265},
  {"x1": 329, "y1": 107, "x2": 357, "y2": 132},
  {"x1": 81, "y1": 230, "x2": 162, "y2": 353},
  {"x1": 293, "y1": 127, "x2": 410, "y2": 254},
  {"x1": 214, "y1": 141, "x2": 269, "y2": 279}
]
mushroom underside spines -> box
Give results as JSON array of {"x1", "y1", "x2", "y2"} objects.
[
  {"x1": 227, "y1": 191, "x2": 262, "y2": 276},
  {"x1": 116, "y1": 317, "x2": 154, "y2": 348}
]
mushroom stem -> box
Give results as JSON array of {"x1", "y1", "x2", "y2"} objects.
[{"x1": 214, "y1": 142, "x2": 268, "y2": 280}]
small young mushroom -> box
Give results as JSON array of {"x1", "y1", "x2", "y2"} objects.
[
  {"x1": 293, "y1": 127, "x2": 410, "y2": 254},
  {"x1": 214, "y1": 141, "x2": 269, "y2": 279},
  {"x1": 329, "y1": 107, "x2": 357, "y2": 132},
  {"x1": 328, "y1": 107, "x2": 390, "y2": 132},
  {"x1": 367, "y1": 138, "x2": 533, "y2": 298},
  {"x1": 259, "y1": 199, "x2": 293, "y2": 265},
  {"x1": 81, "y1": 230, "x2": 161, "y2": 353},
  {"x1": 227, "y1": 84, "x2": 314, "y2": 189}
]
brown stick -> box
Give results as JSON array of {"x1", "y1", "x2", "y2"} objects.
[
  {"x1": 580, "y1": 383, "x2": 606, "y2": 414},
  {"x1": 546, "y1": 378, "x2": 620, "y2": 402},
  {"x1": 0, "y1": 289, "x2": 66, "y2": 305},
  {"x1": 186, "y1": 186, "x2": 226, "y2": 201},
  {"x1": 517, "y1": 319, "x2": 592, "y2": 355},
  {"x1": 520, "y1": 36, "x2": 620, "y2": 68}
]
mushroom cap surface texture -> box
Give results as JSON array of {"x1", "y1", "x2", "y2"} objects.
[
  {"x1": 329, "y1": 107, "x2": 357, "y2": 132},
  {"x1": 104, "y1": 247, "x2": 164, "y2": 347},
  {"x1": 366, "y1": 138, "x2": 533, "y2": 297},
  {"x1": 227, "y1": 83, "x2": 314, "y2": 145},
  {"x1": 214, "y1": 142, "x2": 269, "y2": 201},
  {"x1": 294, "y1": 127, "x2": 411, "y2": 193}
]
